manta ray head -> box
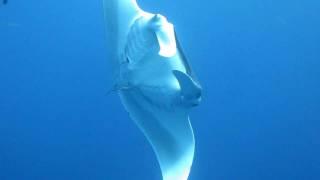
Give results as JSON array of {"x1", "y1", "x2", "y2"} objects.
[{"x1": 117, "y1": 13, "x2": 202, "y2": 110}]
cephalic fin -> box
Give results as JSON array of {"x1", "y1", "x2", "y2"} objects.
[
  {"x1": 173, "y1": 70, "x2": 202, "y2": 105},
  {"x1": 149, "y1": 14, "x2": 177, "y2": 57}
]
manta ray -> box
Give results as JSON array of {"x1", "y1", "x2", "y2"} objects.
[{"x1": 103, "y1": 0, "x2": 202, "y2": 179}]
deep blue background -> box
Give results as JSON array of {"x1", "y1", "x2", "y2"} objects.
[{"x1": 0, "y1": 0, "x2": 319, "y2": 179}]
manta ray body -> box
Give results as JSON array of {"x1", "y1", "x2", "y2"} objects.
[{"x1": 103, "y1": 1, "x2": 202, "y2": 180}]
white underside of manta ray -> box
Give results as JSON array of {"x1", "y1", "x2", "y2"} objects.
[{"x1": 103, "y1": 0, "x2": 202, "y2": 180}]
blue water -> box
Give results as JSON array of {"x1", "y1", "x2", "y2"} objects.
[{"x1": 0, "y1": 0, "x2": 319, "y2": 179}]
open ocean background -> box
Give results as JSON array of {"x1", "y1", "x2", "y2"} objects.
[{"x1": 0, "y1": 0, "x2": 319, "y2": 179}]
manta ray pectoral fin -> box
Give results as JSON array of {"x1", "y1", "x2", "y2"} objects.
[
  {"x1": 119, "y1": 88, "x2": 195, "y2": 180},
  {"x1": 173, "y1": 70, "x2": 202, "y2": 106},
  {"x1": 103, "y1": 0, "x2": 142, "y2": 73}
]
